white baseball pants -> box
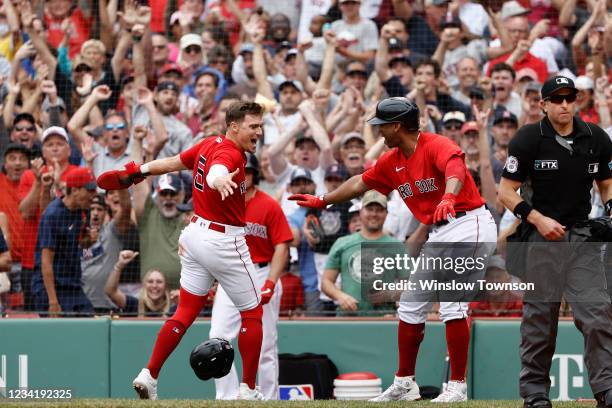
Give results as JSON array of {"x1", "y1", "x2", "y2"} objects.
[
  {"x1": 210, "y1": 264, "x2": 282, "y2": 400},
  {"x1": 178, "y1": 217, "x2": 260, "y2": 310},
  {"x1": 398, "y1": 206, "x2": 497, "y2": 323}
]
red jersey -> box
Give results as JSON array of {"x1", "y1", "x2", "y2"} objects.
[
  {"x1": 362, "y1": 132, "x2": 484, "y2": 225},
  {"x1": 18, "y1": 164, "x2": 79, "y2": 268},
  {"x1": 279, "y1": 272, "x2": 305, "y2": 316},
  {"x1": 0, "y1": 173, "x2": 24, "y2": 261},
  {"x1": 44, "y1": 9, "x2": 91, "y2": 59},
  {"x1": 487, "y1": 52, "x2": 548, "y2": 84},
  {"x1": 180, "y1": 136, "x2": 247, "y2": 226},
  {"x1": 245, "y1": 190, "x2": 293, "y2": 264}
]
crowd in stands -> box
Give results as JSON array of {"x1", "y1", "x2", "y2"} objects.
[{"x1": 0, "y1": 0, "x2": 609, "y2": 317}]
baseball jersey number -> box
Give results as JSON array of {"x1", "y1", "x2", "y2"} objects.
[{"x1": 194, "y1": 155, "x2": 207, "y2": 191}]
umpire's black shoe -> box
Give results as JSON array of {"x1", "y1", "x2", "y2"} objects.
[
  {"x1": 596, "y1": 388, "x2": 612, "y2": 408},
  {"x1": 523, "y1": 393, "x2": 552, "y2": 408}
]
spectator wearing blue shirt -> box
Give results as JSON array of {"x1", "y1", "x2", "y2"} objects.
[
  {"x1": 32, "y1": 167, "x2": 97, "y2": 317},
  {"x1": 287, "y1": 167, "x2": 325, "y2": 314}
]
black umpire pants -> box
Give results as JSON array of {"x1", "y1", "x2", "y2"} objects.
[{"x1": 519, "y1": 227, "x2": 612, "y2": 397}]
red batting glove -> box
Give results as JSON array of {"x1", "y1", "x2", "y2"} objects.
[
  {"x1": 288, "y1": 194, "x2": 327, "y2": 209},
  {"x1": 97, "y1": 161, "x2": 146, "y2": 190},
  {"x1": 433, "y1": 193, "x2": 457, "y2": 224},
  {"x1": 260, "y1": 279, "x2": 276, "y2": 305}
]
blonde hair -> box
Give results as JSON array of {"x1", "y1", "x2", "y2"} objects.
[
  {"x1": 138, "y1": 270, "x2": 171, "y2": 317},
  {"x1": 81, "y1": 39, "x2": 106, "y2": 56}
]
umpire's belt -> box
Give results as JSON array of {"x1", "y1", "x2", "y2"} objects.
[
  {"x1": 434, "y1": 211, "x2": 467, "y2": 227},
  {"x1": 190, "y1": 215, "x2": 245, "y2": 236}
]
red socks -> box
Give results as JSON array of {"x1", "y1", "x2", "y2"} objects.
[
  {"x1": 147, "y1": 288, "x2": 207, "y2": 379},
  {"x1": 238, "y1": 305, "x2": 263, "y2": 389},
  {"x1": 445, "y1": 318, "x2": 470, "y2": 381},
  {"x1": 396, "y1": 321, "x2": 425, "y2": 377}
]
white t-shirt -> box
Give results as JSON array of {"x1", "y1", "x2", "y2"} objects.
[
  {"x1": 263, "y1": 111, "x2": 303, "y2": 145},
  {"x1": 298, "y1": 0, "x2": 333, "y2": 43},
  {"x1": 495, "y1": 92, "x2": 522, "y2": 119},
  {"x1": 459, "y1": 2, "x2": 490, "y2": 37},
  {"x1": 331, "y1": 18, "x2": 378, "y2": 63}
]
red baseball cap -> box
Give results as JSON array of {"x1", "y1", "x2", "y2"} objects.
[
  {"x1": 461, "y1": 121, "x2": 479, "y2": 135},
  {"x1": 159, "y1": 63, "x2": 184, "y2": 76},
  {"x1": 66, "y1": 167, "x2": 97, "y2": 190}
]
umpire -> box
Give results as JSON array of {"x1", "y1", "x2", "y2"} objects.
[{"x1": 499, "y1": 75, "x2": 612, "y2": 408}]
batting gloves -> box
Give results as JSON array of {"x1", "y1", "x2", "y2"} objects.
[
  {"x1": 433, "y1": 193, "x2": 457, "y2": 224},
  {"x1": 260, "y1": 280, "x2": 276, "y2": 305},
  {"x1": 97, "y1": 161, "x2": 147, "y2": 190},
  {"x1": 288, "y1": 194, "x2": 327, "y2": 209}
]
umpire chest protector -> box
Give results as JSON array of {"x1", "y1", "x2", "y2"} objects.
[{"x1": 504, "y1": 116, "x2": 612, "y2": 226}]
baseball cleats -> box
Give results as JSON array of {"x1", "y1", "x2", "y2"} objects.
[
  {"x1": 431, "y1": 380, "x2": 467, "y2": 402},
  {"x1": 238, "y1": 383, "x2": 264, "y2": 400},
  {"x1": 133, "y1": 368, "x2": 158, "y2": 400},
  {"x1": 369, "y1": 375, "x2": 421, "y2": 401}
]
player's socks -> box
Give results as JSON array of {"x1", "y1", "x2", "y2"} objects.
[
  {"x1": 396, "y1": 320, "x2": 425, "y2": 377},
  {"x1": 238, "y1": 304, "x2": 263, "y2": 389},
  {"x1": 445, "y1": 318, "x2": 470, "y2": 381},
  {"x1": 146, "y1": 287, "x2": 207, "y2": 379}
]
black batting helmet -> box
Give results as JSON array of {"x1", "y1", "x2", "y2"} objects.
[
  {"x1": 367, "y1": 97, "x2": 420, "y2": 131},
  {"x1": 245, "y1": 153, "x2": 260, "y2": 185},
  {"x1": 190, "y1": 338, "x2": 234, "y2": 381}
]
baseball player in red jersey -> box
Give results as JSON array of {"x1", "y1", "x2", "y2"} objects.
[
  {"x1": 96, "y1": 102, "x2": 267, "y2": 400},
  {"x1": 211, "y1": 153, "x2": 292, "y2": 400},
  {"x1": 290, "y1": 97, "x2": 497, "y2": 403}
]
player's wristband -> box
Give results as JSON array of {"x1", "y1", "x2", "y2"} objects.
[
  {"x1": 605, "y1": 199, "x2": 612, "y2": 215},
  {"x1": 513, "y1": 201, "x2": 533, "y2": 221},
  {"x1": 139, "y1": 163, "x2": 151, "y2": 177}
]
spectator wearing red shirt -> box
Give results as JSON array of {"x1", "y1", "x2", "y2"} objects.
[
  {"x1": 469, "y1": 256, "x2": 523, "y2": 318},
  {"x1": 0, "y1": 144, "x2": 28, "y2": 265},
  {"x1": 279, "y1": 270, "x2": 305, "y2": 316},
  {"x1": 575, "y1": 76, "x2": 600, "y2": 125},
  {"x1": 44, "y1": 0, "x2": 91, "y2": 59},
  {"x1": 486, "y1": 15, "x2": 548, "y2": 84}
]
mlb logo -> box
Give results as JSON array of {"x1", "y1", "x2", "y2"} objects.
[
  {"x1": 279, "y1": 384, "x2": 314, "y2": 400},
  {"x1": 556, "y1": 77, "x2": 569, "y2": 85}
]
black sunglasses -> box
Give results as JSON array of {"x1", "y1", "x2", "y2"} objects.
[
  {"x1": 444, "y1": 123, "x2": 462, "y2": 131},
  {"x1": 546, "y1": 94, "x2": 577, "y2": 104},
  {"x1": 15, "y1": 125, "x2": 35, "y2": 132},
  {"x1": 185, "y1": 45, "x2": 202, "y2": 54},
  {"x1": 347, "y1": 70, "x2": 368, "y2": 78}
]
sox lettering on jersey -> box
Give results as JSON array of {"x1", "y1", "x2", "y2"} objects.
[{"x1": 245, "y1": 222, "x2": 268, "y2": 239}]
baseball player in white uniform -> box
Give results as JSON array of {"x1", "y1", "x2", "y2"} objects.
[
  {"x1": 96, "y1": 102, "x2": 268, "y2": 401},
  {"x1": 210, "y1": 153, "x2": 292, "y2": 399}
]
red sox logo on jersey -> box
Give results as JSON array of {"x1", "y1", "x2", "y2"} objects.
[
  {"x1": 398, "y1": 178, "x2": 438, "y2": 199},
  {"x1": 245, "y1": 222, "x2": 268, "y2": 238}
]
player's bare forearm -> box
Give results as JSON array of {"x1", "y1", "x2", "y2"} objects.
[
  {"x1": 444, "y1": 177, "x2": 463, "y2": 196},
  {"x1": 267, "y1": 243, "x2": 289, "y2": 283},
  {"x1": 41, "y1": 248, "x2": 59, "y2": 305},
  {"x1": 142, "y1": 155, "x2": 188, "y2": 176},
  {"x1": 324, "y1": 175, "x2": 369, "y2": 204}
]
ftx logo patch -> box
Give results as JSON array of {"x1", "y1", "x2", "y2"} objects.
[{"x1": 534, "y1": 160, "x2": 558, "y2": 170}]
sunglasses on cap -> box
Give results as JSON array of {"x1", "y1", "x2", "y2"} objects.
[
  {"x1": 105, "y1": 123, "x2": 126, "y2": 131},
  {"x1": 185, "y1": 45, "x2": 202, "y2": 54},
  {"x1": 545, "y1": 94, "x2": 577, "y2": 104}
]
